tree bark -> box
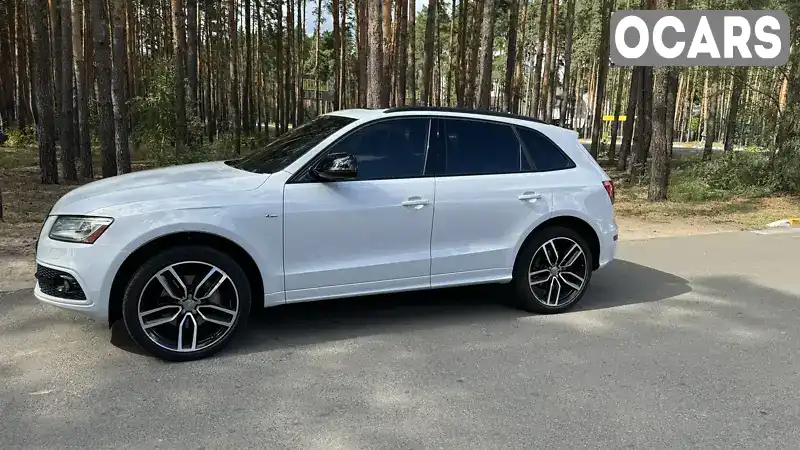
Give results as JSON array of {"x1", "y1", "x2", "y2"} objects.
[
  {"x1": 92, "y1": 0, "x2": 117, "y2": 177},
  {"x1": 60, "y1": 0, "x2": 78, "y2": 180},
  {"x1": 589, "y1": 0, "x2": 611, "y2": 158},
  {"x1": 455, "y1": 0, "x2": 467, "y2": 106},
  {"x1": 530, "y1": 0, "x2": 548, "y2": 117},
  {"x1": 648, "y1": 64, "x2": 670, "y2": 201},
  {"x1": 628, "y1": 67, "x2": 652, "y2": 180},
  {"x1": 276, "y1": 0, "x2": 284, "y2": 133},
  {"x1": 703, "y1": 69, "x2": 716, "y2": 160},
  {"x1": 228, "y1": 0, "x2": 240, "y2": 153},
  {"x1": 16, "y1": 0, "x2": 31, "y2": 131},
  {"x1": 724, "y1": 67, "x2": 747, "y2": 153},
  {"x1": 339, "y1": 0, "x2": 348, "y2": 110},
  {"x1": 397, "y1": 0, "x2": 408, "y2": 105},
  {"x1": 421, "y1": 0, "x2": 437, "y2": 106},
  {"x1": 381, "y1": 0, "x2": 392, "y2": 106},
  {"x1": 71, "y1": 0, "x2": 92, "y2": 178},
  {"x1": 332, "y1": 0, "x2": 341, "y2": 110},
  {"x1": 608, "y1": 67, "x2": 625, "y2": 164},
  {"x1": 187, "y1": 0, "x2": 199, "y2": 118},
  {"x1": 503, "y1": 0, "x2": 518, "y2": 112},
  {"x1": 111, "y1": 0, "x2": 131, "y2": 173},
  {"x1": 511, "y1": 0, "x2": 527, "y2": 114},
  {"x1": 446, "y1": 0, "x2": 456, "y2": 106},
  {"x1": 475, "y1": 0, "x2": 494, "y2": 109},
  {"x1": 50, "y1": 0, "x2": 63, "y2": 133},
  {"x1": 0, "y1": 6, "x2": 14, "y2": 127},
  {"x1": 172, "y1": 0, "x2": 188, "y2": 153},
  {"x1": 666, "y1": 68, "x2": 678, "y2": 157},
  {"x1": 464, "y1": 0, "x2": 482, "y2": 107},
  {"x1": 543, "y1": 0, "x2": 558, "y2": 122},
  {"x1": 28, "y1": 0, "x2": 59, "y2": 183},
  {"x1": 408, "y1": 0, "x2": 416, "y2": 104},
  {"x1": 316, "y1": 0, "x2": 323, "y2": 112},
  {"x1": 367, "y1": 0, "x2": 383, "y2": 107}
]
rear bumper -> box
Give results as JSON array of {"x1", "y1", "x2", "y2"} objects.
[{"x1": 597, "y1": 220, "x2": 618, "y2": 270}]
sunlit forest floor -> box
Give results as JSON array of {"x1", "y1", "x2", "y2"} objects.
[{"x1": 1, "y1": 143, "x2": 799, "y2": 261}]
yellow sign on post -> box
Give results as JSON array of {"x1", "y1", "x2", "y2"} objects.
[
  {"x1": 302, "y1": 79, "x2": 329, "y2": 92},
  {"x1": 602, "y1": 115, "x2": 627, "y2": 121}
]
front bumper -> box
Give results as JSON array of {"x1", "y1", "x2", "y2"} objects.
[{"x1": 33, "y1": 217, "x2": 117, "y2": 321}]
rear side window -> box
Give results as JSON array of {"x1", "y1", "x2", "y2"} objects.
[
  {"x1": 441, "y1": 119, "x2": 522, "y2": 176},
  {"x1": 516, "y1": 126, "x2": 576, "y2": 172}
]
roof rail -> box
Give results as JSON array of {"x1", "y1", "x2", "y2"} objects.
[{"x1": 383, "y1": 106, "x2": 550, "y2": 125}]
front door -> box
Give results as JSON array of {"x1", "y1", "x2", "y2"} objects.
[{"x1": 282, "y1": 117, "x2": 436, "y2": 302}]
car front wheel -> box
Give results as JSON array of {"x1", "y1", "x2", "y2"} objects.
[
  {"x1": 121, "y1": 245, "x2": 251, "y2": 361},
  {"x1": 512, "y1": 226, "x2": 593, "y2": 314}
]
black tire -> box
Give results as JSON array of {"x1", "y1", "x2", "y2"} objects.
[
  {"x1": 121, "y1": 245, "x2": 251, "y2": 361},
  {"x1": 511, "y1": 226, "x2": 594, "y2": 314}
]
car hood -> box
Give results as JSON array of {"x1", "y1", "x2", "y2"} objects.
[{"x1": 51, "y1": 161, "x2": 269, "y2": 215}]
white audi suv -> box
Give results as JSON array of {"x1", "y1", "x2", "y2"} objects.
[{"x1": 34, "y1": 107, "x2": 618, "y2": 360}]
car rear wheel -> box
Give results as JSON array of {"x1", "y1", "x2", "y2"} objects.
[
  {"x1": 121, "y1": 245, "x2": 251, "y2": 361},
  {"x1": 512, "y1": 226, "x2": 593, "y2": 314}
]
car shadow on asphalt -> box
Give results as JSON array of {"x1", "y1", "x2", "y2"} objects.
[{"x1": 217, "y1": 259, "x2": 692, "y2": 357}]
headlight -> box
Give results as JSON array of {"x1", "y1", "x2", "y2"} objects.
[{"x1": 49, "y1": 216, "x2": 114, "y2": 244}]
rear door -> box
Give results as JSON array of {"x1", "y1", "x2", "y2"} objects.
[{"x1": 429, "y1": 118, "x2": 571, "y2": 286}]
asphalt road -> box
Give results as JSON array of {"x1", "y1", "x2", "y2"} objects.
[{"x1": 2, "y1": 230, "x2": 800, "y2": 449}]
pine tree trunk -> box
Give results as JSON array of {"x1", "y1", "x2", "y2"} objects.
[
  {"x1": 285, "y1": 0, "x2": 294, "y2": 127},
  {"x1": 205, "y1": 0, "x2": 215, "y2": 140},
  {"x1": 276, "y1": 0, "x2": 284, "y2": 133},
  {"x1": 172, "y1": 0, "x2": 188, "y2": 153},
  {"x1": 408, "y1": 0, "x2": 416, "y2": 104},
  {"x1": 558, "y1": 0, "x2": 575, "y2": 123},
  {"x1": 724, "y1": 67, "x2": 746, "y2": 152},
  {"x1": 589, "y1": 0, "x2": 611, "y2": 158},
  {"x1": 511, "y1": 0, "x2": 527, "y2": 114},
  {"x1": 0, "y1": 7, "x2": 14, "y2": 127},
  {"x1": 475, "y1": 0, "x2": 493, "y2": 109},
  {"x1": 530, "y1": 0, "x2": 548, "y2": 117},
  {"x1": 29, "y1": 0, "x2": 59, "y2": 183},
  {"x1": 228, "y1": 0, "x2": 240, "y2": 152},
  {"x1": 503, "y1": 0, "x2": 517, "y2": 112},
  {"x1": 92, "y1": 0, "x2": 117, "y2": 176},
  {"x1": 339, "y1": 0, "x2": 348, "y2": 110},
  {"x1": 187, "y1": 0, "x2": 199, "y2": 118},
  {"x1": 71, "y1": 0, "x2": 92, "y2": 178},
  {"x1": 381, "y1": 0, "x2": 392, "y2": 107},
  {"x1": 111, "y1": 0, "x2": 131, "y2": 173},
  {"x1": 464, "y1": 0, "x2": 482, "y2": 107},
  {"x1": 544, "y1": 0, "x2": 558, "y2": 122},
  {"x1": 397, "y1": 0, "x2": 407, "y2": 106},
  {"x1": 50, "y1": 0, "x2": 63, "y2": 135},
  {"x1": 316, "y1": 0, "x2": 322, "y2": 112},
  {"x1": 446, "y1": 0, "x2": 456, "y2": 106},
  {"x1": 367, "y1": 0, "x2": 383, "y2": 107},
  {"x1": 608, "y1": 68, "x2": 625, "y2": 164},
  {"x1": 648, "y1": 64, "x2": 670, "y2": 201},
  {"x1": 60, "y1": 0, "x2": 78, "y2": 180},
  {"x1": 455, "y1": 0, "x2": 467, "y2": 106},
  {"x1": 666, "y1": 68, "x2": 678, "y2": 157},
  {"x1": 331, "y1": 0, "x2": 340, "y2": 110},
  {"x1": 628, "y1": 67, "x2": 652, "y2": 180},
  {"x1": 421, "y1": 0, "x2": 437, "y2": 106},
  {"x1": 16, "y1": 0, "x2": 31, "y2": 131},
  {"x1": 703, "y1": 69, "x2": 717, "y2": 160}
]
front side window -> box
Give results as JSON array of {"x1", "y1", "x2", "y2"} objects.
[
  {"x1": 229, "y1": 115, "x2": 356, "y2": 174},
  {"x1": 322, "y1": 118, "x2": 431, "y2": 181},
  {"x1": 441, "y1": 119, "x2": 522, "y2": 176}
]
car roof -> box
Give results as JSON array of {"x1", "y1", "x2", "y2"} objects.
[{"x1": 327, "y1": 107, "x2": 575, "y2": 138}]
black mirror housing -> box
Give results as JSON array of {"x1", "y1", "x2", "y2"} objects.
[{"x1": 311, "y1": 153, "x2": 359, "y2": 181}]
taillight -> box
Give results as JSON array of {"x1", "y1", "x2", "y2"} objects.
[{"x1": 603, "y1": 180, "x2": 615, "y2": 204}]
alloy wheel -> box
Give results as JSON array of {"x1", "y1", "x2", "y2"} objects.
[
  {"x1": 137, "y1": 261, "x2": 240, "y2": 353},
  {"x1": 527, "y1": 237, "x2": 588, "y2": 307}
]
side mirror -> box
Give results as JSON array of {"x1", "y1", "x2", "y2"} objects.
[{"x1": 311, "y1": 152, "x2": 358, "y2": 181}]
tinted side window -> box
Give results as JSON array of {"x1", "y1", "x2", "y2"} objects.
[
  {"x1": 442, "y1": 119, "x2": 521, "y2": 176},
  {"x1": 516, "y1": 126, "x2": 575, "y2": 172},
  {"x1": 326, "y1": 118, "x2": 430, "y2": 180}
]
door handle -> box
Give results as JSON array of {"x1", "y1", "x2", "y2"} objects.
[
  {"x1": 518, "y1": 192, "x2": 542, "y2": 202},
  {"x1": 401, "y1": 197, "x2": 431, "y2": 209}
]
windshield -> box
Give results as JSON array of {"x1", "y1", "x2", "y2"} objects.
[{"x1": 228, "y1": 115, "x2": 356, "y2": 173}]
